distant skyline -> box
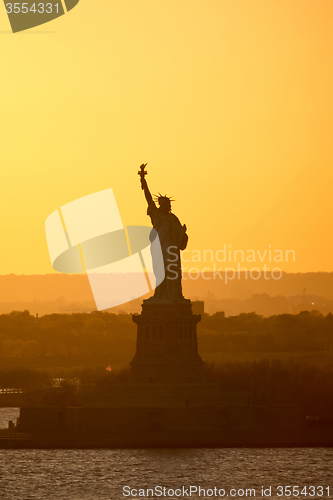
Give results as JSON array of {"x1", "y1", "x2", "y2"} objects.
[{"x1": 1, "y1": 0, "x2": 333, "y2": 274}]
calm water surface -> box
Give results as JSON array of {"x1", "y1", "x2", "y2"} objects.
[
  {"x1": 1, "y1": 448, "x2": 332, "y2": 500},
  {"x1": 0, "y1": 410, "x2": 332, "y2": 500}
]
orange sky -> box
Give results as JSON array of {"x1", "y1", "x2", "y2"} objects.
[{"x1": 1, "y1": 0, "x2": 333, "y2": 274}]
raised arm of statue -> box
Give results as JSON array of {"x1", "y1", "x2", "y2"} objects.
[
  {"x1": 138, "y1": 163, "x2": 154, "y2": 207},
  {"x1": 142, "y1": 178, "x2": 154, "y2": 207}
]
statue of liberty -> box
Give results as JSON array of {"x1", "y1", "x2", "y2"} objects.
[{"x1": 138, "y1": 164, "x2": 189, "y2": 303}]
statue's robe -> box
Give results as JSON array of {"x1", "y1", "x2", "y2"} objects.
[{"x1": 147, "y1": 201, "x2": 188, "y2": 302}]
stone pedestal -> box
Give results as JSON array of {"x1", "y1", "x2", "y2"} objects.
[{"x1": 131, "y1": 301, "x2": 204, "y2": 383}]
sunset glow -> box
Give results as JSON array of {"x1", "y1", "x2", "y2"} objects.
[{"x1": 1, "y1": 0, "x2": 333, "y2": 274}]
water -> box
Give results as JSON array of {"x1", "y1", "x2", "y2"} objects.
[
  {"x1": 0, "y1": 447, "x2": 332, "y2": 500},
  {"x1": 0, "y1": 410, "x2": 331, "y2": 500}
]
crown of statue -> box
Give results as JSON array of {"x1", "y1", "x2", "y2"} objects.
[{"x1": 154, "y1": 193, "x2": 175, "y2": 204}]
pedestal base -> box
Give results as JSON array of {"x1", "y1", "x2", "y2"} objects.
[{"x1": 131, "y1": 302, "x2": 203, "y2": 383}]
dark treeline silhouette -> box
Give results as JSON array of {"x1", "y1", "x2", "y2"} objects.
[
  {"x1": 1, "y1": 362, "x2": 333, "y2": 417},
  {"x1": 0, "y1": 309, "x2": 332, "y2": 415},
  {"x1": 0, "y1": 310, "x2": 136, "y2": 360},
  {"x1": 204, "y1": 360, "x2": 333, "y2": 416},
  {"x1": 199, "y1": 310, "x2": 333, "y2": 353},
  {"x1": 0, "y1": 367, "x2": 50, "y2": 389},
  {"x1": 0, "y1": 309, "x2": 333, "y2": 361}
]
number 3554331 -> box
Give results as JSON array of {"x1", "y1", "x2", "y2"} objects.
[{"x1": 5, "y1": 3, "x2": 59, "y2": 13}]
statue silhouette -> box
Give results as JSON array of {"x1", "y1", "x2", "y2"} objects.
[{"x1": 139, "y1": 164, "x2": 189, "y2": 303}]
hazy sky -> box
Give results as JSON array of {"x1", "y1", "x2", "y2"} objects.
[{"x1": 1, "y1": 0, "x2": 333, "y2": 274}]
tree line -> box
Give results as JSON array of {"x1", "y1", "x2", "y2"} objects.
[{"x1": 0, "y1": 309, "x2": 332, "y2": 359}]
